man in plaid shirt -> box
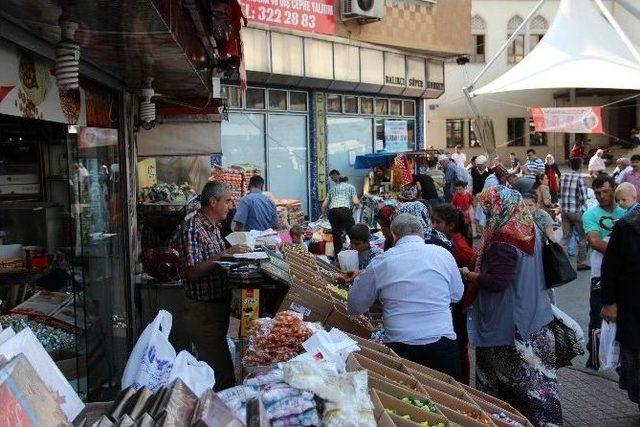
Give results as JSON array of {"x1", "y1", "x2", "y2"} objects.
[
  {"x1": 176, "y1": 181, "x2": 248, "y2": 390},
  {"x1": 559, "y1": 157, "x2": 590, "y2": 270}
]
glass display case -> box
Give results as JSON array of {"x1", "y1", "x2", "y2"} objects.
[{"x1": 0, "y1": 114, "x2": 131, "y2": 400}]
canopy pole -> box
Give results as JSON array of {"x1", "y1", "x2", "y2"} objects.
[
  {"x1": 466, "y1": 0, "x2": 547, "y2": 93},
  {"x1": 594, "y1": 0, "x2": 640, "y2": 65}
]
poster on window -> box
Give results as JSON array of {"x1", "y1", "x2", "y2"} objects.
[
  {"x1": 241, "y1": 0, "x2": 335, "y2": 35},
  {"x1": 384, "y1": 120, "x2": 409, "y2": 152},
  {"x1": 531, "y1": 106, "x2": 604, "y2": 134}
]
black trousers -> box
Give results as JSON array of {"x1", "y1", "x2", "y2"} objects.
[
  {"x1": 587, "y1": 278, "x2": 602, "y2": 368},
  {"x1": 387, "y1": 337, "x2": 462, "y2": 382},
  {"x1": 328, "y1": 207, "x2": 354, "y2": 255}
]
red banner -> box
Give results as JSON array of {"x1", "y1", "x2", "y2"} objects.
[
  {"x1": 531, "y1": 106, "x2": 604, "y2": 134},
  {"x1": 242, "y1": 0, "x2": 336, "y2": 35}
]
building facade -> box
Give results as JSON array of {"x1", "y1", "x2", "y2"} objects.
[
  {"x1": 222, "y1": 0, "x2": 471, "y2": 217},
  {"x1": 426, "y1": 0, "x2": 640, "y2": 162}
]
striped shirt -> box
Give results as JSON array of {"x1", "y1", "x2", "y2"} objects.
[
  {"x1": 176, "y1": 210, "x2": 228, "y2": 301},
  {"x1": 524, "y1": 157, "x2": 546, "y2": 178}
]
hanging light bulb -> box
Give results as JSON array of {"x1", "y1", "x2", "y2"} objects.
[
  {"x1": 140, "y1": 79, "x2": 156, "y2": 130},
  {"x1": 55, "y1": 21, "x2": 80, "y2": 90}
]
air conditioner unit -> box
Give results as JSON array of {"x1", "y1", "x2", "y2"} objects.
[{"x1": 341, "y1": 0, "x2": 384, "y2": 23}]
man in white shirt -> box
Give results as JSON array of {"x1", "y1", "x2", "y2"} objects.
[
  {"x1": 451, "y1": 145, "x2": 467, "y2": 168},
  {"x1": 347, "y1": 213, "x2": 464, "y2": 380}
]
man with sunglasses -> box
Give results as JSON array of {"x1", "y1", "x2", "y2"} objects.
[
  {"x1": 176, "y1": 181, "x2": 249, "y2": 390},
  {"x1": 581, "y1": 174, "x2": 625, "y2": 369}
]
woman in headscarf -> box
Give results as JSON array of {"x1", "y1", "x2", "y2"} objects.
[
  {"x1": 459, "y1": 186, "x2": 561, "y2": 426},
  {"x1": 375, "y1": 187, "x2": 452, "y2": 251},
  {"x1": 545, "y1": 154, "x2": 561, "y2": 203}
]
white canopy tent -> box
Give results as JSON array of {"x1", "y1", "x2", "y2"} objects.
[{"x1": 469, "y1": 0, "x2": 640, "y2": 96}]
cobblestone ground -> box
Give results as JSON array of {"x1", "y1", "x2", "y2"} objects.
[{"x1": 558, "y1": 367, "x2": 639, "y2": 426}]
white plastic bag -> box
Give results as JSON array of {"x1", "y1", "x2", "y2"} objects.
[
  {"x1": 337, "y1": 250, "x2": 359, "y2": 272},
  {"x1": 599, "y1": 320, "x2": 620, "y2": 372},
  {"x1": 121, "y1": 310, "x2": 176, "y2": 392},
  {"x1": 298, "y1": 329, "x2": 360, "y2": 372},
  {"x1": 0, "y1": 327, "x2": 84, "y2": 421},
  {"x1": 0, "y1": 326, "x2": 16, "y2": 345},
  {"x1": 551, "y1": 304, "x2": 585, "y2": 344},
  {"x1": 168, "y1": 350, "x2": 216, "y2": 398}
]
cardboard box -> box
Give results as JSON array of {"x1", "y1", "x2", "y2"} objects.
[
  {"x1": 369, "y1": 375, "x2": 443, "y2": 417},
  {"x1": 400, "y1": 357, "x2": 453, "y2": 383},
  {"x1": 348, "y1": 353, "x2": 422, "y2": 391},
  {"x1": 323, "y1": 304, "x2": 373, "y2": 338},
  {"x1": 460, "y1": 383, "x2": 526, "y2": 419},
  {"x1": 278, "y1": 283, "x2": 333, "y2": 323},
  {"x1": 356, "y1": 346, "x2": 405, "y2": 371},
  {"x1": 473, "y1": 399, "x2": 533, "y2": 427},
  {"x1": 405, "y1": 368, "x2": 470, "y2": 402},
  {"x1": 345, "y1": 332, "x2": 400, "y2": 358},
  {"x1": 372, "y1": 389, "x2": 450, "y2": 426},
  {"x1": 10, "y1": 290, "x2": 71, "y2": 323},
  {"x1": 421, "y1": 384, "x2": 496, "y2": 427}
]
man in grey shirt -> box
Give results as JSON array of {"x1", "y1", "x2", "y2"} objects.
[{"x1": 347, "y1": 213, "x2": 464, "y2": 380}]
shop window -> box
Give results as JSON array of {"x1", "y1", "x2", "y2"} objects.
[
  {"x1": 360, "y1": 97, "x2": 374, "y2": 115},
  {"x1": 403, "y1": 100, "x2": 415, "y2": 117},
  {"x1": 507, "y1": 117, "x2": 526, "y2": 146},
  {"x1": 390, "y1": 100, "x2": 402, "y2": 116},
  {"x1": 376, "y1": 118, "x2": 414, "y2": 153},
  {"x1": 343, "y1": 96, "x2": 358, "y2": 114},
  {"x1": 529, "y1": 119, "x2": 547, "y2": 146},
  {"x1": 375, "y1": 99, "x2": 388, "y2": 116},
  {"x1": 469, "y1": 120, "x2": 481, "y2": 147},
  {"x1": 446, "y1": 119, "x2": 464, "y2": 148},
  {"x1": 223, "y1": 85, "x2": 242, "y2": 108},
  {"x1": 268, "y1": 89, "x2": 287, "y2": 110},
  {"x1": 242, "y1": 88, "x2": 263, "y2": 110},
  {"x1": 327, "y1": 94, "x2": 342, "y2": 113},
  {"x1": 289, "y1": 91, "x2": 308, "y2": 111}
]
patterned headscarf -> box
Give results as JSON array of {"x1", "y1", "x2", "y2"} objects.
[
  {"x1": 475, "y1": 185, "x2": 535, "y2": 270},
  {"x1": 376, "y1": 202, "x2": 452, "y2": 250},
  {"x1": 492, "y1": 164, "x2": 509, "y2": 185}
]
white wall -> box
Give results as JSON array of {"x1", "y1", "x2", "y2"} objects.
[{"x1": 426, "y1": 0, "x2": 638, "y2": 161}]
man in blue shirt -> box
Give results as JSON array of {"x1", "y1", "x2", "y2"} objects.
[{"x1": 233, "y1": 175, "x2": 279, "y2": 232}]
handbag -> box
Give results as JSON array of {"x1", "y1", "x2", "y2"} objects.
[{"x1": 535, "y1": 223, "x2": 577, "y2": 289}]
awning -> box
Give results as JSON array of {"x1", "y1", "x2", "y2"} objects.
[
  {"x1": 137, "y1": 122, "x2": 221, "y2": 156},
  {"x1": 471, "y1": 0, "x2": 640, "y2": 96},
  {"x1": 354, "y1": 152, "x2": 398, "y2": 169}
]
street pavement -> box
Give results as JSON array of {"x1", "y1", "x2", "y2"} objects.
[{"x1": 554, "y1": 258, "x2": 640, "y2": 425}]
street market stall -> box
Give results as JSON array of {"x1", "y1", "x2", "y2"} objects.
[{"x1": 0, "y1": 255, "x2": 535, "y2": 426}]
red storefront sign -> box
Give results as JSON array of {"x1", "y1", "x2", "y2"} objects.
[{"x1": 242, "y1": 0, "x2": 336, "y2": 35}]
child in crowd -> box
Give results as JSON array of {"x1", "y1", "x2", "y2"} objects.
[
  {"x1": 451, "y1": 180, "x2": 474, "y2": 231},
  {"x1": 289, "y1": 225, "x2": 305, "y2": 246},
  {"x1": 616, "y1": 182, "x2": 638, "y2": 210},
  {"x1": 431, "y1": 203, "x2": 474, "y2": 385},
  {"x1": 347, "y1": 224, "x2": 383, "y2": 270},
  {"x1": 616, "y1": 182, "x2": 640, "y2": 218}
]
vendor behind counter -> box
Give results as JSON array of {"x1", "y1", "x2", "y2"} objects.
[{"x1": 174, "y1": 181, "x2": 249, "y2": 391}]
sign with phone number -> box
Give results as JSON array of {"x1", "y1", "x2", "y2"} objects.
[{"x1": 242, "y1": 0, "x2": 336, "y2": 35}]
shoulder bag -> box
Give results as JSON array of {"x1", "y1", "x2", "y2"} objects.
[{"x1": 535, "y1": 223, "x2": 577, "y2": 289}]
